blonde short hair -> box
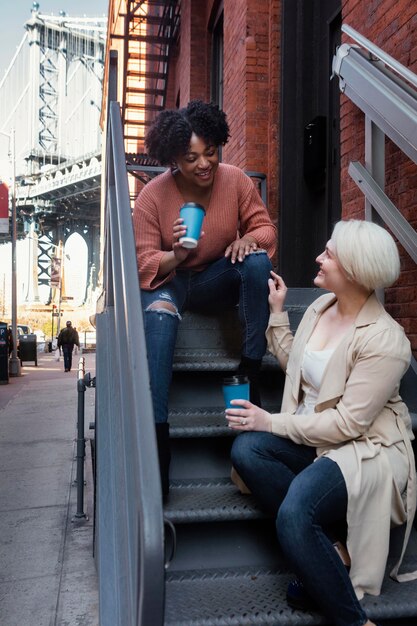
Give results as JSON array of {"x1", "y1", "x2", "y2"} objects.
[{"x1": 331, "y1": 220, "x2": 400, "y2": 290}]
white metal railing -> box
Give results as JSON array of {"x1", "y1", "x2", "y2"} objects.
[
  {"x1": 332, "y1": 24, "x2": 417, "y2": 265},
  {"x1": 342, "y1": 24, "x2": 417, "y2": 91}
]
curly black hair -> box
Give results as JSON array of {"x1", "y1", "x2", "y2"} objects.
[{"x1": 145, "y1": 100, "x2": 230, "y2": 165}]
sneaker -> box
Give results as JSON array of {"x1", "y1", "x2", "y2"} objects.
[
  {"x1": 287, "y1": 559, "x2": 351, "y2": 613},
  {"x1": 286, "y1": 578, "x2": 318, "y2": 611}
]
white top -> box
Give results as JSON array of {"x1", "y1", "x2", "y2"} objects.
[
  {"x1": 296, "y1": 346, "x2": 334, "y2": 414},
  {"x1": 296, "y1": 345, "x2": 408, "y2": 492}
]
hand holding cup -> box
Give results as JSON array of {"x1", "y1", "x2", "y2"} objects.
[{"x1": 179, "y1": 202, "x2": 206, "y2": 248}]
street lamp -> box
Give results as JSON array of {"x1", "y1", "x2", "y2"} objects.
[
  {"x1": 47, "y1": 239, "x2": 71, "y2": 338},
  {"x1": 0, "y1": 128, "x2": 21, "y2": 377},
  {"x1": 26, "y1": 235, "x2": 70, "y2": 345}
]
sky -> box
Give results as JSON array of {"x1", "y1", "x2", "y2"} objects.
[{"x1": 0, "y1": 0, "x2": 109, "y2": 78}]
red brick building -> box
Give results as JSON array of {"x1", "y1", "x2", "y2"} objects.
[{"x1": 104, "y1": 0, "x2": 417, "y2": 353}]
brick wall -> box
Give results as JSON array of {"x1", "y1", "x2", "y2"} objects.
[
  {"x1": 222, "y1": 0, "x2": 281, "y2": 225},
  {"x1": 340, "y1": 0, "x2": 417, "y2": 353},
  {"x1": 167, "y1": 0, "x2": 212, "y2": 108},
  {"x1": 167, "y1": 0, "x2": 280, "y2": 227}
]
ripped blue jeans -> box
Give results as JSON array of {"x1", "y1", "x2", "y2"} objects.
[{"x1": 141, "y1": 252, "x2": 272, "y2": 423}]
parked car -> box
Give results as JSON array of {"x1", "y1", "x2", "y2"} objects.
[
  {"x1": 8, "y1": 324, "x2": 33, "y2": 337},
  {"x1": 17, "y1": 324, "x2": 32, "y2": 335}
]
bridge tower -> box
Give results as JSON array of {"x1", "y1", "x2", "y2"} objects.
[{"x1": 0, "y1": 3, "x2": 106, "y2": 308}]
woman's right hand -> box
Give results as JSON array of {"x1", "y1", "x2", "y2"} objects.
[
  {"x1": 158, "y1": 217, "x2": 205, "y2": 278},
  {"x1": 172, "y1": 217, "x2": 192, "y2": 263},
  {"x1": 268, "y1": 271, "x2": 287, "y2": 313}
]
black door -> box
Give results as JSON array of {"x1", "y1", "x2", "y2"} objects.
[{"x1": 279, "y1": 0, "x2": 341, "y2": 286}]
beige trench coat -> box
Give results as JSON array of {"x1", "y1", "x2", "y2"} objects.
[{"x1": 266, "y1": 292, "x2": 417, "y2": 599}]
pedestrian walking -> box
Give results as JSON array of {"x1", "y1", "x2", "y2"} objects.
[{"x1": 57, "y1": 320, "x2": 80, "y2": 372}]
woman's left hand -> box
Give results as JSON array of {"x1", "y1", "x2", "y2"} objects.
[
  {"x1": 226, "y1": 400, "x2": 272, "y2": 432},
  {"x1": 224, "y1": 236, "x2": 258, "y2": 263}
]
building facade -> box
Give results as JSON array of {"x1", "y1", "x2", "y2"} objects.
[{"x1": 104, "y1": 0, "x2": 417, "y2": 353}]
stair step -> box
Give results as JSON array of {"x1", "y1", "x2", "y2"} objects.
[
  {"x1": 126, "y1": 69, "x2": 166, "y2": 79},
  {"x1": 173, "y1": 354, "x2": 239, "y2": 371},
  {"x1": 126, "y1": 86, "x2": 165, "y2": 96},
  {"x1": 172, "y1": 351, "x2": 279, "y2": 371},
  {"x1": 164, "y1": 478, "x2": 265, "y2": 524},
  {"x1": 164, "y1": 566, "x2": 323, "y2": 626},
  {"x1": 169, "y1": 404, "x2": 281, "y2": 438},
  {"x1": 129, "y1": 14, "x2": 173, "y2": 27},
  {"x1": 127, "y1": 34, "x2": 173, "y2": 44},
  {"x1": 124, "y1": 101, "x2": 165, "y2": 111},
  {"x1": 164, "y1": 556, "x2": 417, "y2": 625},
  {"x1": 169, "y1": 408, "x2": 232, "y2": 437},
  {"x1": 128, "y1": 52, "x2": 169, "y2": 63}
]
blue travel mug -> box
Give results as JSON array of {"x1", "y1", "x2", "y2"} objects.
[
  {"x1": 179, "y1": 202, "x2": 206, "y2": 248},
  {"x1": 223, "y1": 375, "x2": 250, "y2": 409}
]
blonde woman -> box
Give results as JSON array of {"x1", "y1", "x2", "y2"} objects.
[{"x1": 228, "y1": 220, "x2": 416, "y2": 626}]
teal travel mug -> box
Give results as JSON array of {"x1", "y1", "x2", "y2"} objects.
[
  {"x1": 222, "y1": 375, "x2": 250, "y2": 409},
  {"x1": 179, "y1": 202, "x2": 205, "y2": 248}
]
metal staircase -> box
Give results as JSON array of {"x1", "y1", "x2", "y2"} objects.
[
  {"x1": 118, "y1": 0, "x2": 180, "y2": 155},
  {"x1": 97, "y1": 103, "x2": 417, "y2": 625}
]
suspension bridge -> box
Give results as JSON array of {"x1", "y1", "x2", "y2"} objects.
[{"x1": 0, "y1": 3, "x2": 106, "y2": 308}]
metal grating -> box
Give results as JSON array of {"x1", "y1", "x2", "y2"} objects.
[
  {"x1": 164, "y1": 478, "x2": 266, "y2": 524},
  {"x1": 164, "y1": 558, "x2": 417, "y2": 625},
  {"x1": 168, "y1": 405, "x2": 282, "y2": 438},
  {"x1": 165, "y1": 567, "x2": 327, "y2": 625}
]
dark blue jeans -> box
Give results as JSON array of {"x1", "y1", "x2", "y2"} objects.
[
  {"x1": 62, "y1": 344, "x2": 74, "y2": 371},
  {"x1": 141, "y1": 252, "x2": 272, "y2": 423},
  {"x1": 231, "y1": 432, "x2": 369, "y2": 626}
]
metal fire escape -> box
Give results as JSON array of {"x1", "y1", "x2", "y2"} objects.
[{"x1": 117, "y1": 0, "x2": 180, "y2": 162}]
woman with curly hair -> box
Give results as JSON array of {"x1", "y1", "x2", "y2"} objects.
[{"x1": 132, "y1": 100, "x2": 276, "y2": 495}]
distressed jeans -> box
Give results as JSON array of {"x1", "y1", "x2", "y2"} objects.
[
  {"x1": 141, "y1": 251, "x2": 272, "y2": 424},
  {"x1": 231, "y1": 432, "x2": 369, "y2": 626}
]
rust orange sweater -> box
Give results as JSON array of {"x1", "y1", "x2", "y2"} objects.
[{"x1": 133, "y1": 163, "x2": 277, "y2": 290}]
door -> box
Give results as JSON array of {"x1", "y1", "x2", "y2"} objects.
[{"x1": 279, "y1": 0, "x2": 341, "y2": 286}]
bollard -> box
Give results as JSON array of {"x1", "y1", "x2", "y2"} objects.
[
  {"x1": 73, "y1": 356, "x2": 91, "y2": 521},
  {"x1": 72, "y1": 357, "x2": 96, "y2": 522}
]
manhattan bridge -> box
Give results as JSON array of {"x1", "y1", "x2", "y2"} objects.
[{"x1": 0, "y1": 3, "x2": 106, "y2": 306}]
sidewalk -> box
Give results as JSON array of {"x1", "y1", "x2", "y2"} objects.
[{"x1": 0, "y1": 350, "x2": 98, "y2": 626}]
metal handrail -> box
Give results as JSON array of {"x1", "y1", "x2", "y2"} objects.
[
  {"x1": 348, "y1": 161, "x2": 417, "y2": 264},
  {"x1": 342, "y1": 24, "x2": 417, "y2": 91},
  {"x1": 95, "y1": 55, "x2": 165, "y2": 624},
  {"x1": 333, "y1": 25, "x2": 417, "y2": 261},
  {"x1": 334, "y1": 25, "x2": 417, "y2": 373}
]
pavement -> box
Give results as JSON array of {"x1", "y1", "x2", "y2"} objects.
[{"x1": 0, "y1": 350, "x2": 98, "y2": 626}]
